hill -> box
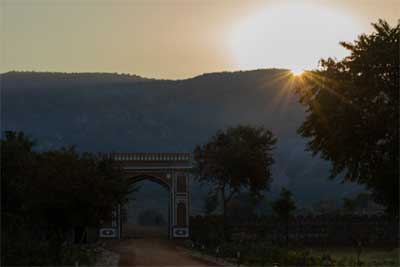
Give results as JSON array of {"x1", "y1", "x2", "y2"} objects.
[{"x1": 1, "y1": 70, "x2": 362, "y2": 210}]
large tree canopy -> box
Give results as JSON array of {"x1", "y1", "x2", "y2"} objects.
[
  {"x1": 194, "y1": 125, "x2": 277, "y2": 236},
  {"x1": 1, "y1": 131, "x2": 132, "y2": 265},
  {"x1": 1, "y1": 132, "x2": 130, "y2": 231},
  {"x1": 296, "y1": 20, "x2": 399, "y2": 215}
]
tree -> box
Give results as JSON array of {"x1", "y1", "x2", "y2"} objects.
[
  {"x1": 342, "y1": 197, "x2": 357, "y2": 215},
  {"x1": 1, "y1": 131, "x2": 132, "y2": 265},
  {"x1": 1, "y1": 131, "x2": 36, "y2": 216},
  {"x1": 26, "y1": 147, "x2": 131, "y2": 244},
  {"x1": 295, "y1": 20, "x2": 399, "y2": 216},
  {"x1": 194, "y1": 125, "x2": 276, "y2": 239},
  {"x1": 226, "y1": 193, "x2": 258, "y2": 223},
  {"x1": 203, "y1": 191, "x2": 219, "y2": 215},
  {"x1": 313, "y1": 199, "x2": 340, "y2": 215},
  {"x1": 1, "y1": 131, "x2": 37, "y2": 265},
  {"x1": 271, "y1": 188, "x2": 296, "y2": 246}
]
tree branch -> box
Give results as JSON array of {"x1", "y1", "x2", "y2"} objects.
[{"x1": 224, "y1": 189, "x2": 237, "y2": 204}]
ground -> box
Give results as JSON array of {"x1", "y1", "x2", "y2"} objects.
[
  {"x1": 312, "y1": 247, "x2": 400, "y2": 265},
  {"x1": 109, "y1": 238, "x2": 219, "y2": 266}
]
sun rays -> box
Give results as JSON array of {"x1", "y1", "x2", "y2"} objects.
[
  {"x1": 291, "y1": 68, "x2": 304, "y2": 77},
  {"x1": 229, "y1": 2, "x2": 363, "y2": 75}
]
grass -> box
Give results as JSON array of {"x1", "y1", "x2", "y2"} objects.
[
  {"x1": 213, "y1": 243, "x2": 399, "y2": 266},
  {"x1": 307, "y1": 247, "x2": 399, "y2": 266}
]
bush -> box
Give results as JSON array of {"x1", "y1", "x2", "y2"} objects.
[{"x1": 59, "y1": 244, "x2": 97, "y2": 266}]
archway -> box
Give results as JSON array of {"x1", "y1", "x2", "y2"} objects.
[
  {"x1": 99, "y1": 153, "x2": 192, "y2": 239},
  {"x1": 122, "y1": 177, "x2": 170, "y2": 238}
]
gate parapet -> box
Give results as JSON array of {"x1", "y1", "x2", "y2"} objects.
[
  {"x1": 111, "y1": 152, "x2": 192, "y2": 162},
  {"x1": 109, "y1": 152, "x2": 192, "y2": 171}
]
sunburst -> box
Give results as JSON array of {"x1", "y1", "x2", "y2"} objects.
[{"x1": 291, "y1": 68, "x2": 304, "y2": 76}]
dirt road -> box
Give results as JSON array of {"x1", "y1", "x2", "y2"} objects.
[{"x1": 110, "y1": 238, "x2": 220, "y2": 266}]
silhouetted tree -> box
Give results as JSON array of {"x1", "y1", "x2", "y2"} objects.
[
  {"x1": 1, "y1": 131, "x2": 132, "y2": 265},
  {"x1": 1, "y1": 131, "x2": 37, "y2": 265},
  {"x1": 227, "y1": 193, "x2": 258, "y2": 222},
  {"x1": 296, "y1": 20, "x2": 399, "y2": 216},
  {"x1": 203, "y1": 191, "x2": 219, "y2": 215},
  {"x1": 271, "y1": 188, "x2": 296, "y2": 246},
  {"x1": 1, "y1": 131, "x2": 36, "y2": 218},
  {"x1": 29, "y1": 147, "x2": 130, "y2": 244},
  {"x1": 342, "y1": 197, "x2": 357, "y2": 215},
  {"x1": 194, "y1": 125, "x2": 276, "y2": 239}
]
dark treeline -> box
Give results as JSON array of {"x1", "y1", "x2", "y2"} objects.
[
  {"x1": 2, "y1": 70, "x2": 150, "y2": 83},
  {"x1": 191, "y1": 214, "x2": 398, "y2": 247},
  {"x1": 1, "y1": 131, "x2": 131, "y2": 265}
]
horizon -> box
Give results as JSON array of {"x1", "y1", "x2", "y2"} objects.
[
  {"x1": 2, "y1": 0, "x2": 398, "y2": 79},
  {"x1": 1, "y1": 67, "x2": 293, "y2": 80}
]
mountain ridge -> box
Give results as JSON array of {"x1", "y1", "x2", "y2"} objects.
[
  {"x1": 1, "y1": 68, "x2": 291, "y2": 82},
  {"x1": 1, "y1": 69, "x2": 362, "y2": 209}
]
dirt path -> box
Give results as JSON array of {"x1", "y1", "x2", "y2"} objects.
[{"x1": 110, "y1": 238, "x2": 220, "y2": 266}]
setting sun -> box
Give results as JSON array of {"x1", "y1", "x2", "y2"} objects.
[
  {"x1": 229, "y1": 2, "x2": 363, "y2": 72},
  {"x1": 291, "y1": 68, "x2": 304, "y2": 76}
]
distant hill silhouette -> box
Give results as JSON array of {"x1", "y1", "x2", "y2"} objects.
[{"x1": 1, "y1": 69, "x2": 362, "y2": 210}]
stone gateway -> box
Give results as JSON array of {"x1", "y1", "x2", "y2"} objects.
[{"x1": 101, "y1": 152, "x2": 192, "y2": 239}]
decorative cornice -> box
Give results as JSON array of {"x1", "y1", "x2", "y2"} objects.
[{"x1": 110, "y1": 152, "x2": 192, "y2": 162}]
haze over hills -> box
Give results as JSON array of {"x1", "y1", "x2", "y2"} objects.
[{"x1": 1, "y1": 69, "x2": 362, "y2": 211}]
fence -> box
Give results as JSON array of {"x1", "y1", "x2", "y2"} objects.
[{"x1": 190, "y1": 215, "x2": 399, "y2": 247}]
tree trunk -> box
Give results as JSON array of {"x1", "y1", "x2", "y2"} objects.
[
  {"x1": 286, "y1": 218, "x2": 289, "y2": 247},
  {"x1": 221, "y1": 187, "x2": 227, "y2": 241},
  {"x1": 221, "y1": 184, "x2": 237, "y2": 241}
]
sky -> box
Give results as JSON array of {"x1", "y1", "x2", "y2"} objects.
[{"x1": 1, "y1": 0, "x2": 399, "y2": 79}]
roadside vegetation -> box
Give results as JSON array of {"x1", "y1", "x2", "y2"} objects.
[{"x1": 1, "y1": 131, "x2": 131, "y2": 265}]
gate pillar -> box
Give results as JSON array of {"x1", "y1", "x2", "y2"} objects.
[{"x1": 171, "y1": 172, "x2": 189, "y2": 238}]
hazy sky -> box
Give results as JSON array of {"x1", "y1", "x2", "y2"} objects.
[{"x1": 1, "y1": 0, "x2": 398, "y2": 79}]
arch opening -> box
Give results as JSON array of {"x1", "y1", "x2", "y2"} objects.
[
  {"x1": 129, "y1": 174, "x2": 171, "y2": 190},
  {"x1": 122, "y1": 176, "x2": 171, "y2": 239}
]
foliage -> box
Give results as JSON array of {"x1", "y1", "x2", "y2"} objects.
[
  {"x1": 272, "y1": 188, "x2": 297, "y2": 220},
  {"x1": 272, "y1": 187, "x2": 297, "y2": 246},
  {"x1": 203, "y1": 191, "x2": 219, "y2": 215},
  {"x1": 190, "y1": 215, "x2": 225, "y2": 248},
  {"x1": 342, "y1": 192, "x2": 377, "y2": 215},
  {"x1": 1, "y1": 131, "x2": 131, "y2": 265},
  {"x1": 191, "y1": 213, "x2": 398, "y2": 266},
  {"x1": 1, "y1": 131, "x2": 36, "y2": 216},
  {"x1": 296, "y1": 19, "x2": 399, "y2": 215},
  {"x1": 194, "y1": 239, "x2": 399, "y2": 267},
  {"x1": 194, "y1": 125, "x2": 277, "y2": 237},
  {"x1": 342, "y1": 198, "x2": 358, "y2": 217},
  {"x1": 226, "y1": 192, "x2": 259, "y2": 222},
  {"x1": 26, "y1": 147, "x2": 130, "y2": 231}
]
